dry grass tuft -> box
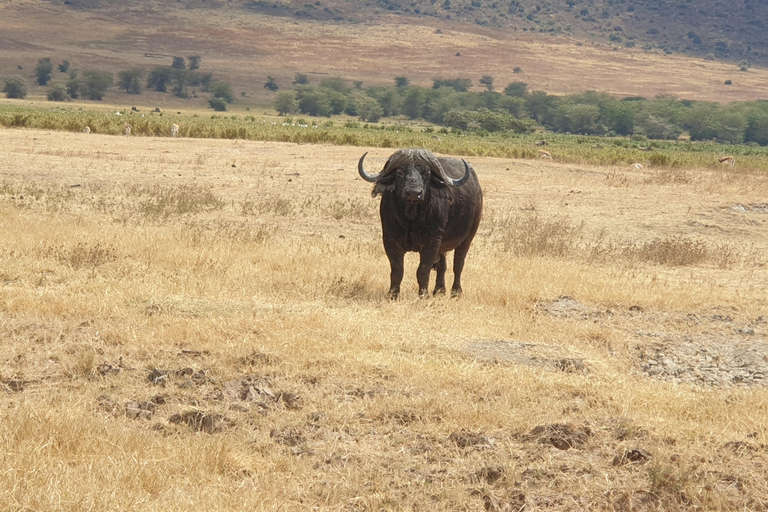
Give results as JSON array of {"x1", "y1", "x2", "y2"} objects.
[{"x1": 133, "y1": 184, "x2": 226, "y2": 219}]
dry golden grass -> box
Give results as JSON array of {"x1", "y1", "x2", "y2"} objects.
[{"x1": 1, "y1": 127, "x2": 768, "y2": 510}]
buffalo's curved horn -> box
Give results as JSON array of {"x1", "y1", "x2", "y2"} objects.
[
  {"x1": 357, "y1": 152, "x2": 380, "y2": 182},
  {"x1": 423, "y1": 152, "x2": 472, "y2": 187}
]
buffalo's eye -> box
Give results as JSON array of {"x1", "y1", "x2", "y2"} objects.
[{"x1": 430, "y1": 175, "x2": 446, "y2": 187}]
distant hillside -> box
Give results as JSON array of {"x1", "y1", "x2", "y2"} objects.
[
  {"x1": 3, "y1": 0, "x2": 767, "y2": 110},
  {"x1": 94, "y1": 0, "x2": 764, "y2": 65}
]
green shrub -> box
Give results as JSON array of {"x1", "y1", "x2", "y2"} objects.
[
  {"x1": 208, "y1": 98, "x2": 228, "y2": 111},
  {"x1": 47, "y1": 84, "x2": 70, "y2": 102},
  {"x1": 2, "y1": 78, "x2": 27, "y2": 99}
]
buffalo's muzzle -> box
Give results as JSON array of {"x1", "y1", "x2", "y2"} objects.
[{"x1": 405, "y1": 189, "x2": 424, "y2": 201}]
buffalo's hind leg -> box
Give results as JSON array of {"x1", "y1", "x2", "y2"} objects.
[
  {"x1": 450, "y1": 239, "x2": 474, "y2": 297},
  {"x1": 433, "y1": 253, "x2": 447, "y2": 295}
]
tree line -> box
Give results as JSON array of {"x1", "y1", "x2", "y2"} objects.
[
  {"x1": 2, "y1": 56, "x2": 236, "y2": 111},
  {"x1": 273, "y1": 74, "x2": 768, "y2": 145}
]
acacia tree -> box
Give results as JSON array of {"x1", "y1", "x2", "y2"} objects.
[
  {"x1": 2, "y1": 78, "x2": 27, "y2": 99},
  {"x1": 81, "y1": 70, "x2": 113, "y2": 100},
  {"x1": 147, "y1": 67, "x2": 172, "y2": 92},
  {"x1": 66, "y1": 72, "x2": 83, "y2": 99},
  {"x1": 170, "y1": 68, "x2": 189, "y2": 98},
  {"x1": 117, "y1": 68, "x2": 144, "y2": 94},
  {"x1": 394, "y1": 76, "x2": 410, "y2": 88},
  {"x1": 274, "y1": 91, "x2": 299, "y2": 115},
  {"x1": 503, "y1": 81, "x2": 528, "y2": 97},
  {"x1": 264, "y1": 76, "x2": 279, "y2": 91},
  {"x1": 187, "y1": 55, "x2": 201, "y2": 70},
  {"x1": 210, "y1": 81, "x2": 234, "y2": 103},
  {"x1": 47, "y1": 83, "x2": 70, "y2": 102},
  {"x1": 479, "y1": 75, "x2": 494, "y2": 92},
  {"x1": 35, "y1": 58, "x2": 54, "y2": 86}
]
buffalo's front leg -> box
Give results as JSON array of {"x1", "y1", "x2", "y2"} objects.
[
  {"x1": 433, "y1": 253, "x2": 447, "y2": 295},
  {"x1": 383, "y1": 239, "x2": 405, "y2": 299},
  {"x1": 417, "y1": 243, "x2": 441, "y2": 297}
]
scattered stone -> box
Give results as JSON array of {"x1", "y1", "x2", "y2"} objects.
[
  {"x1": 738, "y1": 326, "x2": 756, "y2": 335},
  {"x1": 729, "y1": 204, "x2": 768, "y2": 214},
  {"x1": 556, "y1": 358, "x2": 586, "y2": 373},
  {"x1": 222, "y1": 379, "x2": 301, "y2": 410},
  {"x1": 97, "y1": 362, "x2": 120, "y2": 376},
  {"x1": 613, "y1": 448, "x2": 653, "y2": 465},
  {"x1": 270, "y1": 427, "x2": 305, "y2": 446},
  {"x1": 723, "y1": 440, "x2": 764, "y2": 454},
  {"x1": 237, "y1": 351, "x2": 280, "y2": 367},
  {"x1": 469, "y1": 466, "x2": 505, "y2": 484},
  {"x1": 125, "y1": 401, "x2": 154, "y2": 420},
  {"x1": 478, "y1": 490, "x2": 526, "y2": 512},
  {"x1": 169, "y1": 410, "x2": 232, "y2": 433},
  {"x1": 612, "y1": 422, "x2": 648, "y2": 441},
  {"x1": 275, "y1": 391, "x2": 302, "y2": 410},
  {"x1": 147, "y1": 369, "x2": 168, "y2": 385},
  {"x1": 150, "y1": 394, "x2": 169, "y2": 405},
  {"x1": 388, "y1": 410, "x2": 420, "y2": 425},
  {"x1": 307, "y1": 411, "x2": 328, "y2": 425},
  {"x1": 191, "y1": 370, "x2": 207, "y2": 385},
  {"x1": 449, "y1": 430, "x2": 496, "y2": 449},
  {"x1": 179, "y1": 349, "x2": 209, "y2": 357},
  {"x1": 176, "y1": 367, "x2": 194, "y2": 378},
  {"x1": 526, "y1": 423, "x2": 591, "y2": 450},
  {"x1": 97, "y1": 395, "x2": 119, "y2": 414},
  {"x1": 2, "y1": 379, "x2": 27, "y2": 392}
]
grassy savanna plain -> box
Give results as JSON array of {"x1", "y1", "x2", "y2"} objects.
[
  {"x1": 1, "y1": 126, "x2": 768, "y2": 511},
  {"x1": 4, "y1": 102, "x2": 768, "y2": 172}
]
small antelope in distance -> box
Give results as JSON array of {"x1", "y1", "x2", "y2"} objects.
[
  {"x1": 538, "y1": 149, "x2": 552, "y2": 158},
  {"x1": 83, "y1": 126, "x2": 90, "y2": 134},
  {"x1": 633, "y1": 160, "x2": 651, "y2": 170},
  {"x1": 718, "y1": 155, "x2": 736, "y2": 167},
  {"x1": 534, "y1": 140, "x2": 548, "y2": 146},
  {"x1": 124, "y1": 123, "x2": 132, "y2": 136},
  {"x1": 171, "y1": 123, "x2": 180, "y2": 138}
]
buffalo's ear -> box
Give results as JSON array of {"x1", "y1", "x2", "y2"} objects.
[{"x1": 372, "y1": 181, "x2": 396, "y2": 197}]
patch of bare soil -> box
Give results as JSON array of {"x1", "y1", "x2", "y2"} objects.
[
  {"x1": 465, "y1": 340, "x2": 587, "y2": 373},
  {"x1": 535, "y1": 296, "x2": 768, "y2": 388},
  {"x1": 637, "y1": 335, "x2": 768, "y2": 387}
]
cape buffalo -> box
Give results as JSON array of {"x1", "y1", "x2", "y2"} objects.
[{"x1": 358, "y1": 148, "x2": 483, "y2": 298}]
